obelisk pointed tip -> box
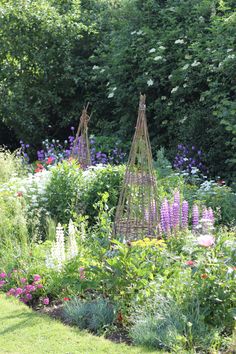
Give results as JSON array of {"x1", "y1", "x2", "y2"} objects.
[{"x1": 139, "y1": 93, "x2": 146, "y2": 111}]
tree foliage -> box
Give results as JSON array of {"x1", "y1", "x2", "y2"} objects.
[{"x1": 0, "y1": 0, "x2": 235, "y2": 181}]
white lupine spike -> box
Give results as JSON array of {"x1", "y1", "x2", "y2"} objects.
[
  {"x1": 67, "y1": 219, "x2": 78, "y2": 260},
  {"x1": 56, "y1": 223, "x2": 65, "y2": 264},
  {"x1": 45, "y1": 252, "x2": 55, "y2": 269},
  {"x1": 45, "y1": 222, "x2": 79, "y2": 270}
]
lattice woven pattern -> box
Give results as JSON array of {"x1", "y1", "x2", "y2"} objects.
[
  {"x1": 71, "y1": 105, "x2": 91, "y2": 169},
  {"x1": 114, "y1": 94, "x2": 159, "y2": 240}
]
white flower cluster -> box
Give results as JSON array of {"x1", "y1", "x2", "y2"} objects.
[
  {"x1": 147, "y1": 79, "x2": 154, "y2": 86},
  {"x1": 46, "y1": 220, "x2": 78, "y2": 270},
  {"x1": 175, "y1": 39, "x2": 185, "y2": 44},
  {"x1": 171, "y1": 86, "x2": 179, "y2": 93}
]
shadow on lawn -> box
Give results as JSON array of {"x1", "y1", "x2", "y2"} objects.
[
  {"x1": 0, "y1": 311, "x2": 157, "y2": 353},
  {"x1": 0, "y1": 312, "x2": 39, "y2": 336}
]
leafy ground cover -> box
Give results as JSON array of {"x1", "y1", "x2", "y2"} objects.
[
  {"x1": 0, "y1": 295, "x2": 152, "y2": 354},
  {"x1": 0, "y1": 149, "x2": 235, "y2": 353}
]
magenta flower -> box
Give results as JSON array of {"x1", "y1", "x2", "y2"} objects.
[
  {"x1": 25, "y1": 284, "x2": 36, "y2": 292},
  {"x1": 197, "y1": 235, "x2": 215, "y2": 247},
  {"x1": 20, "y1": 278, "x2": 27, "y2": 283},
  {"x1": 26, "y1": 293, "x2": 33, "y2": 300},
  {"x1": 33, "y1": 274, "x2": 41, "y2": 282},
  {"x1": 0, "y1": 272, "x2": 7, "y2": 279},
  {"x1": 43, "y1": 297, "x2": 50, "y2": 305},
  {"x1": 19, "y1": 298, "x2": 27, "y2": 304},
  {"x1": 37, "y1": 284, "x2": 43, "y2": 289},
  {"x1": 0, "y1": 280, "x2": 6, "y2": 287},
  {"x1": 15, "y1": 288, "x2": 23, "y2": 296},
  {"x1": 8, "y1": 288, "x2": 16, "y2": 296}
]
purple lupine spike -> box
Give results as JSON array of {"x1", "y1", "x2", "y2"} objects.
[
  {"x1": 182, "y1": 200, "x2": 189, "y2": 228},
  {"x1": 174, "y1": 190, "x2": 180, "y2": 206},
  {"x1": 192, "y1": 204, "x2": 199, "y2": 231},
  {"x1": 158, "y1": 222, "x2": 162, "y2": 235},
  {"x1": 168, "y1": 202, "x2": 173, "y2": 229},
  {"x1": 208, "y1": 207, "x2": 214, "y2": 226},
  {"x1": 202, "y1": 207, "x2": 208, "y2": 220},
  {"x1": 160, "y1": 198, "x2": 171, "y2": 234},
  {"x1": 173, "y1": 202, "x2": 180, "y2": 229}
]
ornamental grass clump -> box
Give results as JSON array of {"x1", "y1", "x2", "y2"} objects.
[{"x1": 63, "y1": 298, "x2": 116, "y2": 333}]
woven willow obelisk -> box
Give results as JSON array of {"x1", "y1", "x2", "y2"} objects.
[
  {"x1": 71, "y1": 104, "x2": 91, "y2": 169},
  {"x1": 113, "y1": 94, "x2": 159, "y2": 240}
]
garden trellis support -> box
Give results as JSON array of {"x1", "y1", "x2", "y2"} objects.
[
  {"x1": 71, "y1": 104, "x2": 91, "y2": 169},
  {"x1": 114, "y1": 94, "x2": 159, "y2": 240}
]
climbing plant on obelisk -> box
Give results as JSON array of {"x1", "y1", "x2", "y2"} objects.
[
  {"x1": 113, "y1": 94, "x2": 159, "y2": 240},
  {"x1": 71, "y1": 104, "x2": 91, "y2": 169}
]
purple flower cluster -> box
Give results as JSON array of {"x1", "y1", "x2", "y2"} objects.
[
  {"x1": 16, "y1": 140, "x2": 30, "y2": 163},
  {"x1": 37, "y1": 130, "x2": 76, "y2": 163},
  {"x1": 173, "y1": 144, "x2": 206, "y2": 174},
  {"x1": 33, "y1": 129, "x2": 127, "y2": 167},
  {"x1": 159, "y1": 191, "x2": 215, "y2": 235},
  {"x1": 160, "y1": 192, "x2": 183, "y2": 234},
  {"x1": 192, "y1": 204, "x2": 215, "y2": 233},
  {"x1": 90, "y1": 138, "x2": 126, "y2": 165}
]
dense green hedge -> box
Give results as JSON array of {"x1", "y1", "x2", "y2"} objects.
[{"x1": 0, "y1": 0, "x2": 235, "y2": 182}]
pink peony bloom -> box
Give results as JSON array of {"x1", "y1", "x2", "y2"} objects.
[
  {"x1": 0, "y1": 280, "x2": 6, "y2": 287},
  {"x1": 37, "y1": 284, "x2": 43, "y2": 289},
  {"x1": 20, "y1": 278, "x2": 27, "y2": 283},
  {"x1": 0, "y1": 272, "x2": 7, "y2": 279},
  {"x1": 197, "y1": 235, "x2": 215, "y2": 247},
  {"x1": 43, "y1": 297, "x2": 50, "y2": 305},
  {"x1": 33, "y1": 274, "x2": 41, "y2": 282}
]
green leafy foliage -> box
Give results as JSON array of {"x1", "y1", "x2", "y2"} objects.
[
  {"x1": 46, "y1": 160, "x2": 82, "y2": 223},
  {"x1": 0, "y1": 0, "x2": 94, "y2": 144},
  {"x1": 77, "y1": 165, "x2": 125, "y2": 223},
  {"x1": 0, "y1": 1, "x2": 235, "y2": 181}
]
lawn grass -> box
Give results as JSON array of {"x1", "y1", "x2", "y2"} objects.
[{"x1": 0, "y1": 294, "x2": 156, "y2": 354}]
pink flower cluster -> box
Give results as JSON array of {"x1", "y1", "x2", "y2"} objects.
[{"x1": 1, "y1": 272, "x2": 45, "y2": 305}]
